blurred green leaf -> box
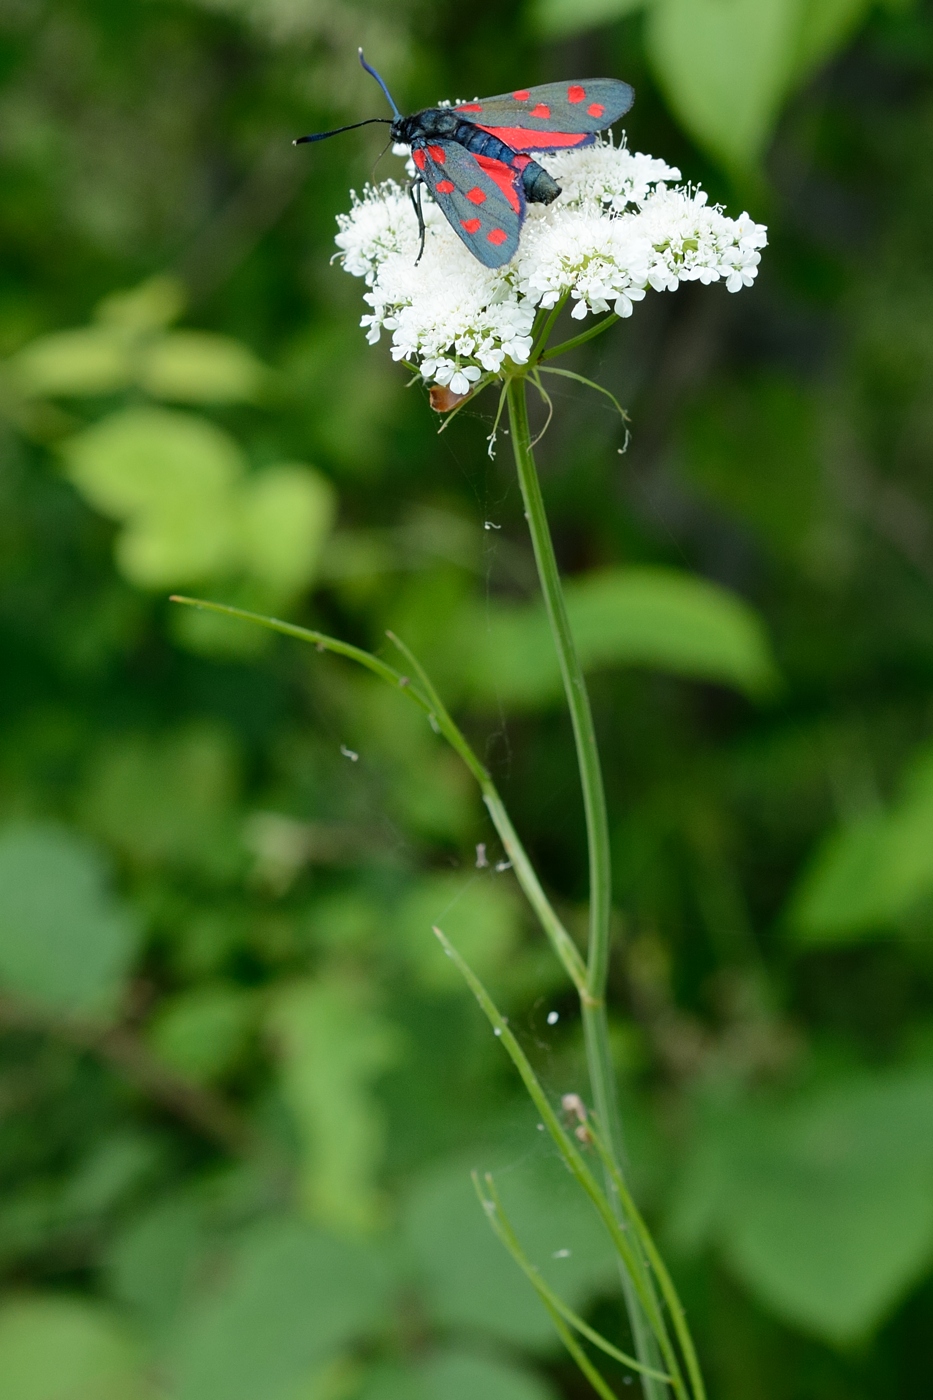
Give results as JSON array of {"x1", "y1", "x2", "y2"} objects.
[
  {"x1": 460, "y1": 567, "x2": 778, "y2": 707},
  {"x1": 404, "y1": 1151, "x2": 616, "y2": 1348},
  {"x1": 0, "y1": 1296, "x2": 148, "y2": 1400},
  {"x1": 669, "y1": 1067, "x2": 933, "y2": 1342},
  {"x1": 0, "y1": 822, "x2": 140, "y2": 1017},
  {"x1": 166, "y1": 1219, "x2": 390, "y2": 1400},
  {"x1": 80, "y1": 724, "x2": 242, "y2": 877},
  {"x1": 646, "y1": 0, "x2": 881, "y2": 170},
  {"x1": 148, "y1": 984, "x2": 256, "y2": 1083},
  {"x1": 238, "y1": 464, "x2": 336, "y2": 594},
  {"x1": 788, "y1": 742, "x2": 933, "y2": 943},
  {"x1": 791, "y1": 0, "x2": 874, "y2": 83},
  {"x1": 530, "y1": 0, "x2": 646, "y2": 39},
  {"x1": 106, "y1": 1194, "x2": 207, "y2": 1334},
  {"x1": 11, "y1": 329, "x2": 131, "y2": 398},
  {"x1": 95, "y1": 276, "x2": 186, "y2": 332},
  {"x1": 62, "y1": 407, "x2": 243, "y2": 588},
  {"x1": 140, "y1": 332, "x2": 268, "y2": 404},
  {"x1": 269, "y1": 976, "x2": 402, "y2": 1233},
  {"x1": 420, "y1": 1350, "x2": 557, "y2": 1400},
  {"x1": 646, "y1": 0, "x2": 800, "y2": 171},
  {"x1": 392, "y1": 875, "x2": 522, "y2": 991}
]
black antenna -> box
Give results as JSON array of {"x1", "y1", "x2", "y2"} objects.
[
  {"x1": 358, "y1": 48, "x2": 402, "y2": 119},
  {"x1": 293, "y1": 117, "x2": 391, "y2": 146}
]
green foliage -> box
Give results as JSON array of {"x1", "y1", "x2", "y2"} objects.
[
  {"x1": 456, "y1": 567, "x2": 778, "y2": 706},
  {"x1": 670, "y1": 1066, "x2": 933, "y2": 1342},
  {"x1": 0, "y1": 823, "x2": 140, "y2": 1017},
  {"x1": 62, "y1": 408, "x2": 333, "y2": 603},
  {"x1": 11, "y1": 277, "x2": 266, "y2": 404},
  {"x1": 789, "y1": 743, "x2": 933, "y2": 943},
  {"x1": 0, "y1": 1297, "x2": 148, "y2": 1400},
  {"x1": 403, "y1": 1152, "x2": 616, "y2": 1348},
  {"x1": 269, "y1": 976, "x2": 402, "y2": 1233},
  {"x1": 148, "y1": 985, "x2": 257, "y2": 1084},
  {"x1": 165, "y1": 1221, "x2": 391, "y2": 1400},
  {"x1": 2, "y1": 0, "x2": 933, "y2": 1397},
  {"x1": 529, "y1": 0, "x2": 881, "y2": 171}
]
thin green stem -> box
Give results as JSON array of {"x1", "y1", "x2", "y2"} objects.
[
  {"x1": 504, "y1": 379, "x2": 611, "y2": 1004},
  {"x1": 386, "y1": 629, "x2": 587, "y2": 993},
  {"x1": 475, "y1": 1173, "x2": 673, "y2": 1385},
  {"x1": 530, "y1": 292, "x2": 571, "y2": 361},
  {"x1": 541, "y1": 312, "x2": 619, "y2": 361},
  {"x1": 433, "y1": 926, "x2": 688, "y2": 1400},
  {"x1": 505, "y1": 377, "x2": 671, "y2": 1399},
  {"x1": 588, "y1": 1120, "x2": 708, "y2": 1400}
]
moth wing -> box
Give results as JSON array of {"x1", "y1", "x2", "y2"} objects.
[
  {"x1": 413, "y1": 139, "x2": 524, "y2": 269},
  {"x1": 455, "y1": 78, "x2": 634, "y2": 150}
]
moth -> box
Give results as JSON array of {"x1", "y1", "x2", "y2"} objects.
[{"x1": 295, "y1": 51, "x2": 634, "y2": 268}]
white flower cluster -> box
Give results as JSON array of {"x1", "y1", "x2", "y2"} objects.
[{"x1": 334, "y1": 138, "x2": 767, "y2": 392}]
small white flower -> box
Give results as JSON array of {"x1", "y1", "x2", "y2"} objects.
[{"x1": 334, "y1": 138, "x2": 766, "y2": 389}]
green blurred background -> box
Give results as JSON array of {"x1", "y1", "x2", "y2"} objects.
[{"x1": 1, "y1": 0, "x2": 933, "y2": 1396}]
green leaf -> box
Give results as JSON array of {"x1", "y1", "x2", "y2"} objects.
[
  {"x1": 404, "y1": 1151, "x2": 616, "y2": 1348},
  {"x1": 0, "y1": 1296, "x2": 148, "y2": 1400},
  {"x1": 392, "y1": 875, "x2": 522, "y2": 991},
  {"x1": 166, "y1": 1219, "x2": 390, "y2": 1400},
  {"x1": 530, "y1": 0, "x2": 646, "y2": 40},
  {"x1": 62, "y1": 407, "x2": 243, "y2": 588},
  {"x1": 788, "y1": 741, "x2": 933, "y2": 943},
  {"x1": 461, "y1": 567, "x2": 778, "y2": 707},
  {"x1": 791, "y1": 0, "x2": 874, "y2": 84},
  {"x1": 238, "y1": 464, "x2": 336, "y2": 594},
  {"x1": 11, "y1": 328, "x2": 132, "y2": 397},
  {"x1": 668, "y1": 1067, "x2": 933, "y2": 1342},
  {"x1": 646, "y1": 0, "x2": 800, "y2": 170},
  {"x1": 419, "y1": 1350, "x2": 557, "y2": 1400},
  {"x1": 95, "y1": 275, "x2": 186, "y2": 332},
  {"x1": 80, "y1": 724, "x2": 241, "y2": 878},
  {"x1": 0, "y1": 822, "x2": 140, "y2": 1017},
  {"x1": 268, "y1": 976, "x2": 402, "y2": 1233},
  {"x1": 147, "y1": 984, "x2": 256, "y2": 1083},
  {"x1": 359, "y1": 1353, "x2": 557, "y2": 1400},
  {"x1": 105, "y1": 1193, "x2": 208, "y2": 1334},
  {"x1": 646, "y1": 0, "x2": 879, "y2": 170},
  {"x1": 140, "y1": 331, "x2": 268, "y2": 404}
]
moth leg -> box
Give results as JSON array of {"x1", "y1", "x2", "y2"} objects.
[{"x1": 408, "y1": 177, "x2": 426, "y2": 264}]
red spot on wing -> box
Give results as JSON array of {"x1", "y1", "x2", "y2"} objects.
[
  {"x1": 531, "y1": 103, "x2": 550, "y2": 119},
  {"x1": 427, "y1": 144, "x2": 446, "y2": 163},
  {"x1": 436, "y1": 179, "x2": 455, "y2": 194},
  {"x1": 412, "y1": 148, "x2": 426, "y2": 170},
  {"x1": 474, "y1": 153, "x2": 522, "y2": 213},
  {"x1": 466, "y1": 187, "x2": 487, "y2": 204},
  {"x1": 457, "y1": 103, "x2": 483, "y2": 112},
  {"x1": 567, "y1": 85, "x2": 585, "y2": 104},
  {"x1": 587, "y1": 102, "x2": 605, "y2": 118},
  {"x1": 461, "y1": 217, "x2": 482, "y2": 233},
  {"x1": 477, "y1": 125, "x2": 590, "y2": 152},
  {"x1": 487, "y1": 228, "x2": 508, "y2": 246},
  {"x1": 513, "y1": 154, "x2": 531, "y2": 169},
  {"x1": 513, "y1": 89, "x2": 530, "y2": 101}
]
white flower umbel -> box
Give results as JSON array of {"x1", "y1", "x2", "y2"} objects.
[{"x1": 334, "y1": 139, "x2": 767, "y2": 389}]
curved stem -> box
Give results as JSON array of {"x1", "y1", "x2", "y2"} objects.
[
  {"x1": 505, "y1": 376, "x2": 669, "y2": 1398},
  {"x1": 540, "y1": 312, "x2": 619, "y2": 362}
]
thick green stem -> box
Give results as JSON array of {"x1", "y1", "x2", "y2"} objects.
[{"x1": 506, "y1": 375, "x2": 668, "y2": 1398}]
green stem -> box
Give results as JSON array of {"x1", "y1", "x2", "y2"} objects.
[
  {"x1": 505, "y1": 378, "x2": 612, "y2": 1004},
  {"x1": 540, "y1": 312, "x2": 619, "y2": 361},
  {"x1": 505, "y1": 377, "x2": 668, "y2": 1398},
  {"x1": 171, "y1": 597, "x2": 587, "y2": 995}
]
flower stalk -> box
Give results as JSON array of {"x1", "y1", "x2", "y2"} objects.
[{"x1": 506, "y1": 369, "x2": 670, "y2": 1397}]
